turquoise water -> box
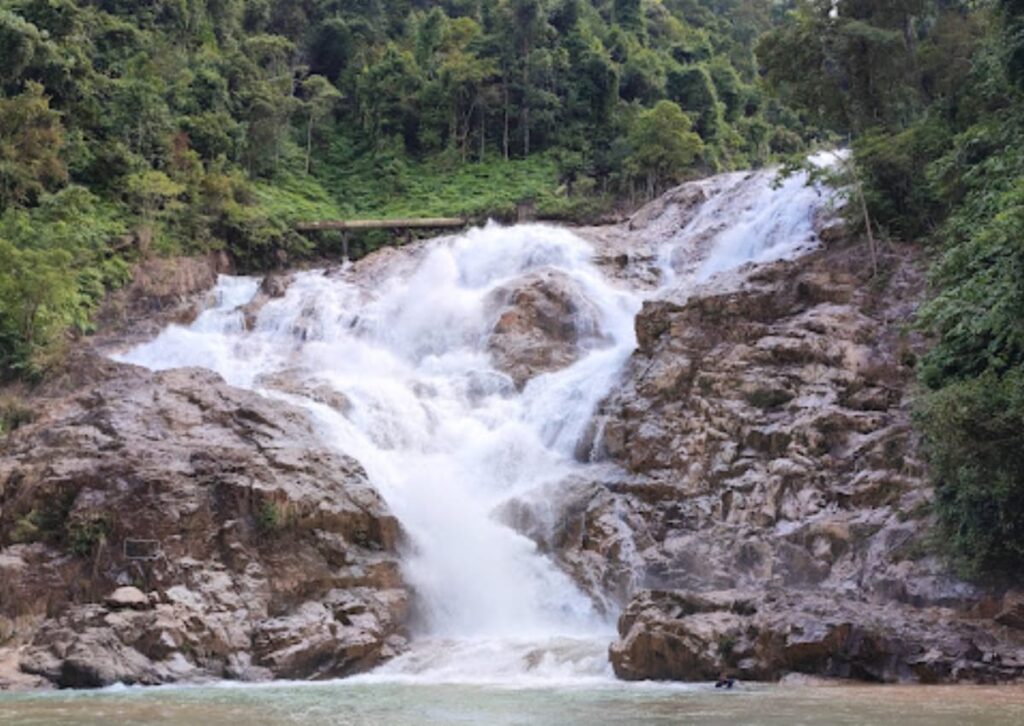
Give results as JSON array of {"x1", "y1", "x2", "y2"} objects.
[{"x1": 2, "y1": 682, "x2": 1024, "y2": 725}]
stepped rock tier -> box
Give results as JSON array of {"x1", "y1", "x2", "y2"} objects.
[{"x1": 2, "y1": 162, "x2": 1022, "y2": 689}]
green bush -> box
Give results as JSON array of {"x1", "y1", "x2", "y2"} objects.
[
  {"x1": 256, "y1": 500, "x2": 286, "y2": 534},
  {"x1": 0, "y1": 395, "x2": 34, "y2": 435},
  {"x1": 854, "y1": 120, "x2": 951, "y2": 240},
  {"x1": 745, "y1": 388, "x2": 793, "y2": 411},
  {"x1": 917, "y1": 154, "x2": 1024, "y2": 389},
  {"x1": 66, "y1": 514, "x2": 111, "y2": 557},
  {"x1": 917, "y1": 370, "x2": 1024, "y2": 578}
]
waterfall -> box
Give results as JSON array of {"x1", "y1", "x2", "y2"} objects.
[{"x1": 114, "y1": 162, "x2": 836, "y2": 684}]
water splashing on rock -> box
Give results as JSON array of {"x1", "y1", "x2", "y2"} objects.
[{"x1": 114, "y1": 163, "x2": 836, "y2": 683}]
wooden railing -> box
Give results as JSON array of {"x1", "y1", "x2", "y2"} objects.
[
  {"x1": 294, "y1": 218, "x2": 469, "y2": 260},
  {"x1": 294, "y1": 218, "x2": 467, "y2": 232}
]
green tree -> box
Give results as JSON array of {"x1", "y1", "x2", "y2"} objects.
[
  {"x1": 0, "y1": 82, "x2": 67, "y2": 211},
  {"x1": 299, "y1": 75, "x2": 342, "y2": 174},
  {"x1": 0, "y1": 240, "x2": 80, "y2": 375},
  {"x1": 756, "y1": 0, "x2": 926, "y2": 134},
  {"x1": 666, "y1": 64, "x2": 722, "y2": 140},
  {"x1": 614, "y1": 0, "x2": 644, "y2": 34},
  {"x1": 502, "y1": 0, "x2": 550, "y2": 156},
  {"x1": 124, "y1": 170, "x2": 185, "y2": 226},
  {"x1": 627, "y1": 99, "x2": 704, "y2": 197}
]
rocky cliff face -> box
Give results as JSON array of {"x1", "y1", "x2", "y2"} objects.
[
  {"x1": 3, "y1": 179, "x2": 1023, "y2": 691},
  {"x1": 557, "y1": 232, "x2": 1024, "y2": 683},
  {"x1": 0, "y1": 359, "x2": 409, "y2": 689}
]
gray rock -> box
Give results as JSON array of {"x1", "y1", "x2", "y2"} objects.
[
  {"x1": 104, "y1": 587, "x2": 150, "y2": 611},
  {"x1": 0, "y1": 362, "x2": 409, "y2": 688}
]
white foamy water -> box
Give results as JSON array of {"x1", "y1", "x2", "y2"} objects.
[
  {"x1": 114, "y1": 163, "x2": 835, "y2": 683},
  {"x1": 655, "y1": 151, "x2": 841, "y2": 289}
]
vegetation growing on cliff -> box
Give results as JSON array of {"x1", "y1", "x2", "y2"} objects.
[
  {"x1": 759, "y1": 0, "x2": 1024, "y2": 578},
  {"x1": 0, "y1": 0, "x2": 811, "y2": 380},
  {"x1": 2, "y1": 0, "x2": 1021, "y2": 585}
]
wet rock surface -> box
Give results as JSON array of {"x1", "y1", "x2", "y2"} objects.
[
  {"x1": 241, "y1": 272, "x2": 295, "y2": 330},
  {"x1": 487, "y1": 270, "x2": 608, "y2": 388},
  {"x1": 578, "y1": 239, "x2": 1024, "y2": 683},
  {"x1": 610, "y1": 589, "x2": 1024, "y2": 684},
  {"x1": 0, "y1": 363, "x2": 409, "y2": 688}
]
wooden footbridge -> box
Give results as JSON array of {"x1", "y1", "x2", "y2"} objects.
[{"x1": 295, "y1": 217, "x2": 468, "y2": 259}]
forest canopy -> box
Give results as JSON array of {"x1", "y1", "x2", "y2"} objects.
[{"x1": 0, "y1": 0, "x2": 809, "y2": 379}]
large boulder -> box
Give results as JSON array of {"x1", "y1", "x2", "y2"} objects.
[
  {"x1": 0, "y1": 361, "x2": 409, "y2": 688},
  {"x1": 486, "y1": 270, "x2": 608, "y2": 388}
]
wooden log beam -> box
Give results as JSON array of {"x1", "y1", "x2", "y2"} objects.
[{"x1": 295, "y1": 217, "x2": 467, "y2": 232}]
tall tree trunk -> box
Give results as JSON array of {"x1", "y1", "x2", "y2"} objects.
[
  {"x1": 450, "y1": 103, "x2": 458, "y2": 151},
  {"x1": 502, "y1": 75, "x2": 510, "y2": 161},
  {"x1": 845, "y1": 151, "x2": 879, "y2": 276},
  {"x1": 305, "y1": 114, "x2": 313, "y2": 175},
  {"x1": 479, "y1": 102, "x2": 486, "y2": 162},
  {"x1": 521, "y1": 38, "x2": 530, "y2": 157}
]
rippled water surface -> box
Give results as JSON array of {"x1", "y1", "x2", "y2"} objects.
[{"x1": 2, "y1": 683, "x2": 1024, "y2": 725}]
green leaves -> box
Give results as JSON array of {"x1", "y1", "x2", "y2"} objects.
[
  {"x1": 757, "y1": 0, "x2": 925, "y2": 133},
  {"x1": 918, "y1": 368, "x2": 1024, "y2": 578},
  {"x1": 0, "y1": 82, "x2": 68, "y2": 212},
  {"x1": 626, "y1": 100, "x2": 704, "y2": 196},
  {"x1": 0, "y1": 186, "x2": 126, "y2": 379}
]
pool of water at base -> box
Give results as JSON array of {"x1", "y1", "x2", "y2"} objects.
[{"x1": 2, "y1": 682, "x2": 1023, "y2": 725}]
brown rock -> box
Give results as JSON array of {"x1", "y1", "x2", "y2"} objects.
[
  {"x1": 0, "y1": 362, "x2": 409, "y2": 688},
  {"x1": 996, "y1": 592, "x2": 1024, "y2": 631},
  {"x1": 242, "y1": 273, "x2": 294, "y2": 330},
  {"x1": 486, "y1": 270, "x2": 609, "y2": 388},
  {"x1": 610, "y1": 589, "x2": 1024, "y2": 684}
]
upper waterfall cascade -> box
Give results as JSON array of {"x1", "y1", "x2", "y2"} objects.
[{"x1": 114, "y1": 162, "x2": 836, "y2": 683}]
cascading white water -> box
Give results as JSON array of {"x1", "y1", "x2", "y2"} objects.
[{"x1": 114, "y1": 162, "x2": 835, "y2": 684}]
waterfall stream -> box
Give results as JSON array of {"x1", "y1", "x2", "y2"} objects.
[{"x1": 114, "y1": 162, "x2": 836, "y2": 684}]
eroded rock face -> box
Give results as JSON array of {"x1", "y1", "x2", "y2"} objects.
[
  {"x1": 487, "y1": 270, "x2": 608, "y2": 388},
  {"x1": 610, "y1": 590, "x2": 1024, "y2": 684},
  {"x1": 93, "y1": 253, "x2": 232, "y2": 347},
  {"x1": 510, "y1": 234, "x2": 1024, "y2": 683},
  {"x1": 0, "y1": 362, "x2": 409, "y2": 688},
  {"x1": 241, "y1": 272, "x2": 294, "y2": 330}
]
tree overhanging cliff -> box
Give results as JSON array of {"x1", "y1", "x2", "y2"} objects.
[{"x1": 758, "y1": 0, "x2": 1024, "y2": 578}]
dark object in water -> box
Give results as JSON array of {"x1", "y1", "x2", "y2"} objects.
[{"x1": 715, "y1": 677, "x2": 736, "y2": 689}]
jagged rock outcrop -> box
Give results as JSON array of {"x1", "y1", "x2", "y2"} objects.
[
  {"x1": 0, "y1": 361, "x2": 409, "y2": 688},
  {"x1": 578, "y1": 241, "x2": 1024, "y2": 682},
  {"x1": 241, "y1": 272, "x2": 294, "y2": 330},
  {"x1": 93, "y1": 253, "x2": 233, "y2": 348},
  {"x1": 610, "y1": 590, "x2": 1024, "y2": 684}
]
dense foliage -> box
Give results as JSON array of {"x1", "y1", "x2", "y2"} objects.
[
  {"x1": 759, "y1": 0, "x2": 1024, "y2": 578},
  {"x1": 0, "y1": 0, "x2": 812, "y2": 381}
]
